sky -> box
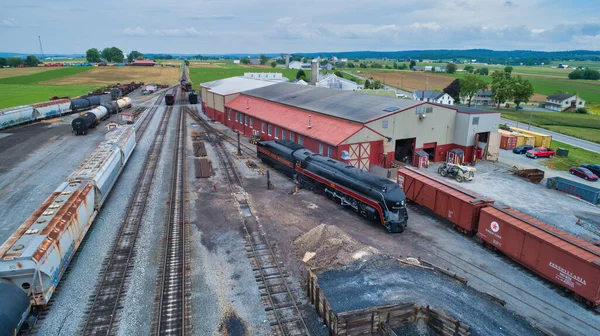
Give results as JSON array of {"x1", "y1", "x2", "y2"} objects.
[{"x1": 1, "y1": 0, "x2": 599, "y2": 55}]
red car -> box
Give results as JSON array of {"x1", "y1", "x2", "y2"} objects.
[
  {"x1": 526, "y1": 147, "x2": 556, "y2": 159},
  {"x1": 569, "y1": 166, "x2": 599, "y2": 181}
]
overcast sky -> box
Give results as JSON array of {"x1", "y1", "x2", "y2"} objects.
[{"x1": 1, "y1": 0, "x2": 599, "y2": 55}]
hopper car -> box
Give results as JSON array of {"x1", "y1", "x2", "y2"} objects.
[
  {"x1": 0, "y1": 99, "x2": 71, "y2": 130},
  {"x1": 257, "y1": 140, "x2": 408, "y2": 233},
  {"x1": 0, "y1": 126, "x2": 136, "y2": 333},
  {"x1": 397, "y1": 167, "x2": 600, "y2": 308}
]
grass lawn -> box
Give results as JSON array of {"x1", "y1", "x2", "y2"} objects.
[
  {"x1": 0, "y1": 84, "x2": 96, "y2": 109},
  {"x1": 188, "y1": 66, "x2": 309, "y2": 84},
  {"x1": 544, "y1": 140, "x2": 600, "y2": 170},
  {"x1": 0, "y1": 67, "x2": 93, "y2": 85},
  {"x1": 501, "y1": 110, "x2": 600, "y2": 144}
]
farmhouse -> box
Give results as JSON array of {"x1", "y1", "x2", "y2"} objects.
[
  {"x1": 288, "y1": 61, "x2": 311, "y2": 69},
  {"x1": 217, "y1": 83, "x2": 500, "y2": 170},
  {"x1": 413, "y1": 90, "x2": 454, "y2": 105},
  {"x1": 460, "y1": 90, "x2": 493, "y2": 106},
  {"x1": 544, "y1": 93, "x2": 585, "y2": 112}
]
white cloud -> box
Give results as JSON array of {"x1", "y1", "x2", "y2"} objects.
[
  {"x1": 276, "y1": 17, "x2": 292, "y2": 24},
  {"x1": 152, "y1": 27, "x2": 201, "y2": 37},
  {"x1": 123, "y1": 26, "x2": 147, "y2": 36},
  {"x1": 531, "y1": 28, "x2": 546, "y2": 34},
  {"x1": 1, "y1": 18, "x2": 17, "y2": 28}
]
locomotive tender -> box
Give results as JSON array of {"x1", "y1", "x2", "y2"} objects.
[{"x1": 257, "y1": 140, "x2": 408, "y2": 233}]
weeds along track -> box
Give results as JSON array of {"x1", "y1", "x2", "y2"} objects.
[{"x1": 185, "y1": 106, "x2": 309, "y2": 336}]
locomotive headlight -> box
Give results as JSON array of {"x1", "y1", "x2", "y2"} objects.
[{"x1": 401, "y1": 200, "x2": 405, "y2": 206}]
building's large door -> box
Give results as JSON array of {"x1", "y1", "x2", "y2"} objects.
[{"x1": 348, "y1": 143, "x2": 370, "y2": 170}]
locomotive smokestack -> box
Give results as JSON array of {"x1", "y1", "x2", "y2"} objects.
[
  {"x1": 311, "y1": 59, "x2": 318, "y2": 85},
  {"x1": 308, "y1": 115, "x2": 312, "y2": 129}
]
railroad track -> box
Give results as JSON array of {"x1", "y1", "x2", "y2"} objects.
[
  {"x1": 80, "y1": 106, "x2": 173, "y2": 336},
  {"x1": 135, "y1": 91, "x2": 166, "y2": 140},
  {"x1": 185, "y1": 106, "x2": 309, "y2": 336},
  {"x1": 152, "y1": 106, "x2": 190, "y2": 336},
  {"x1": 408, "y1": 204, "x2": 600, "y2": 334}
]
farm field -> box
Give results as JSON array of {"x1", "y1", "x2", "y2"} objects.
[
  {"x1": 501, "y1": 110, "x2": 600, "y2": 144},
  {"x1": 188, "y1": 66, "x2": 308, "y2": 83},
  {"x1": 40, "y1": 67, "x2": 180, "y2": 86},
  {"x1": 0, "y1": 67, "x2": 93, "y2": 84},
  {"x1": 0, "y1": 67, "x2": 60, "y2": 79},
  {"x1": 0, "y1": 84, "x2": 96, "y2": 109},
  {"x1": 544, "y1": 139, "x2": 600, "y2": 170}
]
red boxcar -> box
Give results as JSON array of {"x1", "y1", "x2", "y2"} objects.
[
  {"x1": 477, "y1": 205, "x2": 600, "y2": 307},
  {"x1": 398, "y1": 168, "x2": 493, "y2": 234}
]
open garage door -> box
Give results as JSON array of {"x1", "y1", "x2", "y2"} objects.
[{"x1": 348, "y1": 143, "x2": 371, "y2": 171}]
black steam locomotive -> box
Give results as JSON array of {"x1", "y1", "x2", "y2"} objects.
[{"x1": 257, "y1": 140, "x2": 408, "y2": 233}]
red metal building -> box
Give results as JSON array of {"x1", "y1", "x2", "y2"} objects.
[{"x1": 132, "y1": 60, "x2": 156, "y2": 66}]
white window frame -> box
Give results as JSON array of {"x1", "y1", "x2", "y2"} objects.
[
  {"x1": 274, "y1": 126, "x2": 279, "y2": 139},
  {"x1": 268, "y1": 124, "x2": 272, "y2": 136},
  {"x1": 319, "y1": 144, "x2": 323, "y2": 155},
  {"x1": 250, "y1": 117, "x2": 253, "y2": 128},
  {"x1": 290, "y1": 132, "x2": 294, "y2": 142},
  {"x1": 282, "y1": 129, "x2": 286, "y2": 140},
  {"x1": 298, "y1": 135, "x2": 303, "y2": 145},
  {"x1": 244, "y1": 115, "x2": 248, "y2": 126},
  {"x1": 261, "y1": 122, "x2": 265, "y2": 133},
  {"x1": 235, "y1": 112, "x2": 239, "y2": 122},
  {"x1": 228, "y1": 109, "x2": 231, "y2": 120},
  {"x1": 327, "y1": 147, "x2": 332, "y2": 158}
]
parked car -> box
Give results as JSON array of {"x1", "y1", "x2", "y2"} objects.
[
  {"x1": 526, "y1": 147, "x2": 556, "y2": 159},
  {"x1": 513, "y1": 145, "x2": 533, "y2": 154},
  {"x1": 569, "y1": 167, "x2": 599, "y2": 181},
  {"x1": 581, "y1": 164, "x2": 600, "y2": 176}
]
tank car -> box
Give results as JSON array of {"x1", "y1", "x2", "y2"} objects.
[
  {"x1": 116, "y1": 97, "x2": 132, "y2": 110},
  {"x1": 257, "y1": 140, "x2": 408, "y2": 233},
  {"x1": 71, "y1": 106, "x2": 108, "y2": 135},
  {"x1": 0, "y1": 126, "x2": 136, "y2": 332}
]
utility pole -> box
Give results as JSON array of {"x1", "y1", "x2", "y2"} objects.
[{"x1": 38, "y1": 36, "x2": 45, "y2": 60}]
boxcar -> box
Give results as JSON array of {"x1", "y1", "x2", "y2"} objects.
[
  {"x1": 477, "y1": 205, "x2": 600, "y2": 307},
  {"x1": 398, "y1": 167, "x2": 493, "y2": 234}
]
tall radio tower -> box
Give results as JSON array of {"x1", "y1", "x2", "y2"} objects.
[{"x1": 38, "y1": 36, "x2": 45, "y2": 60}]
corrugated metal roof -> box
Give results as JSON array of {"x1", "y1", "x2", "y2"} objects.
[
  {"x1": 242, "y1": 82, "x2": 421, "y2": 123},
  {"x1": 201, "y1": 77, "x2": 277, "y2": 96},
  {"x1": 546, "y1": 93, "x2": 576, "y2": 101},
  {"x1": 226, "y1": 96, "x2": 369, "y2": 146},
  {"x1": 483, "y1": 206, "x2": 600, "y2": 262},
  {"x1": 414, "y1": 90, "x2": 445, "y2": 101}
]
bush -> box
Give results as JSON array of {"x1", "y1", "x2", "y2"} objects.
[{"x1": 576, "y1": 107, "x2": 589, "y2": 114}]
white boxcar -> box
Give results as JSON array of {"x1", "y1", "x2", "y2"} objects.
[
  {"x1": 0, "y1": 106, "x2": 39, "y2": 130},
  {"x1": 0, "y1": 181, "x2": 96, "y2": 305},
  {"x1": 32, "y1": 99, "x2": 71, "y2": 119}
]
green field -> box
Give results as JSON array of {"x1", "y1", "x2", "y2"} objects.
[
  {"x1": 502, "y1": 110, "x2": 600, "y2": 144},
  {"x1": 544, "y1": 140, "x2": 600, "y2": 170},
  {"x1": 189, "y1": 67, "x2": 310, "y2": 84},
  {"x1": 0, "y1": 67, "x2": 97, "y2": 108},
  {"x1": 0, "y1": 67, "x2": 93, "y2": 84},
  {"x1": 0, "y1": 84, "x2": 96, "y2": 109}
]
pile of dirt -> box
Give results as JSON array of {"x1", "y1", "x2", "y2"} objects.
[{"x1": 293, "y1": 224, "x2": 380, "y2": 268}]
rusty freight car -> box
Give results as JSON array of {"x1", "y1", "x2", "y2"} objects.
[
  {"x1": 398, "y1": 167, "x2": 494, "y2": 234},
  {"x1": 477, "y1": 205, "x2": 600, "y2": 307}
]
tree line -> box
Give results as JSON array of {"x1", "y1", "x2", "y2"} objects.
[
  {"x1": 443, "y1": 68, "x2": 534, "y2": 109},
  {"x1": 0, "y1": 55, "x2": 41, "y2": 67},
  {"x1": 85, "y1": 47, "x2": 145, "y2": 63}
]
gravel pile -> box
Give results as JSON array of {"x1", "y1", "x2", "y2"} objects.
[
  {"x1": 293, "y1": 224, "x2": 381, "y2": 268},
  {"x1": 316, "y1": 257, "x2": 542, "y2": 336}
]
